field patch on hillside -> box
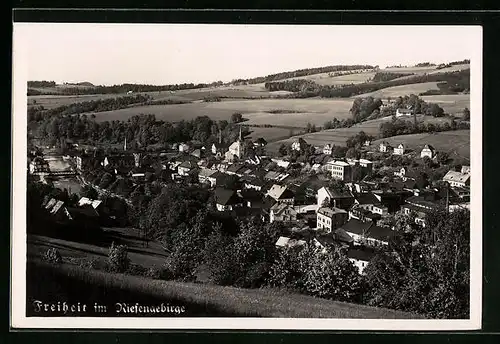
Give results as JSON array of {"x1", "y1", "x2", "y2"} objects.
[
  {"x1": 371, "y1": 130, "x2": 470, "y2": 160},
  {"x1": 89, "y1": 98, "x2": 354, "y2": 127},
  {"x1": 353, "y1": 82, "x2": 441, "y2": 99},
  {"x1": 420, "y1": 94, "x2": 470, "y2": 116},
  {"x1": 266, "y1": 115, "x2": 454, "y2": 154}
]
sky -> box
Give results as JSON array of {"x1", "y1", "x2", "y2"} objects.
[{"x1": 14, "y1": 24, "x2": 480, "y2": 86}]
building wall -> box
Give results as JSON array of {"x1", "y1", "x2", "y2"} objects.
[
  {"x1": 420, "y1": 149, "x2": 433, "y2": 158},
  {"x1": 349, "y1": 258, "x2": 369, "y2": 275}
]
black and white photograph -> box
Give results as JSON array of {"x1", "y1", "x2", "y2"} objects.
[{"x1": 11, "y1": 23, "x2": 482, "y2": 330}]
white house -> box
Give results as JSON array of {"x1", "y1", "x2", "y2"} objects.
[
  {"x1": 316, "y1": 207, "x2": 348, "y2": 232},
  {"x1": 178, "y1": 143, "x2": 190, "y2": 153},
  {"x1": 340, "y1": 219, "x2": 393, "y2": 248},
  {"x1": 379, "y1": 141, "x2": 392, "y2": 153},
  {"x1": 393, "y1": 143, "x2": 405, "y2": 156},
  {"x1": 323, "y1": 144, "x2": 333, "y2": 155},
  {"x1": 347, "y1": 248, "x2": 375, "y2": 275},
  {"x1": 291, "y1": 138, "x2": 308, "y2": 152},
  {"x1": 198, "y1": 168, "x2": 217, "y2": 186},
  {"x1": 270, "y1": 203, "x2": 298, "y2": 223},
  {"x1": 461, "y1": 165, "x2": 471, "y2": 174},
  {"x1": 420, "y1": 144, "x2": 436, "y2": 159}
]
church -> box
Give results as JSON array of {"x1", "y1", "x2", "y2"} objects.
[{"x1": 225, "y1": 126, "x2": 246, "y2": 162}]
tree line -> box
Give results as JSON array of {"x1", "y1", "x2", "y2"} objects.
[
  {"x1": 230, "y1": 65, "x2": 375, "y2": 85},
  {"x1": 28, "y1": 80, "x2": 57, "y2": 88},
  {"x1": 265, "y1": 69, "x2": 470, "y2": 98}
]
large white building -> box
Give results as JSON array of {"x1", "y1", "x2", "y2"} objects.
[
  {"x1": 324, "y1": 160, "x2": 353, "y2": 181},
  {"x1": 443, "y1": 170, "x2": 470, "y2": 188},
  {"x1": 316, "y1": 207, "x2": 348, "y2": 232}
]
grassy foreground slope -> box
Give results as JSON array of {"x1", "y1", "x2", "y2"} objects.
[{"x1": 27, "y1": 260, "x2": 423, "y2": 319}]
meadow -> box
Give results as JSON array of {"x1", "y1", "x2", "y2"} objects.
[
  {"x1": 353, "y1": 82, "x2": 442, "y2": 99},
  {"x1": 88, "y1": 98, "x2": 355, "y2": 126},
  {"x1": 420, "y1": 94, "x2": 470, "y2": 116},
  {"x1": 266, "y1": 115, "x2": 455, "y2": 154},
  {"x1": 371, "y1": 130, "x2": 470, "y2": 160},
  {"x1": 27, "y1": 259, "x2": 423, "y2": 319}
]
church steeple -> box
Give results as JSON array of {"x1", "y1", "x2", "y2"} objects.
[{"x1": 124, "y1": 137, "x2": 127, "y2": 151}]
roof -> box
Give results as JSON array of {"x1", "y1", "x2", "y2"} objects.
[
  {"x1": 314, "y1": 234, "x2": 336, "y2": 247},
  {"x1": 423, "y1": 144, "x2": 436, "y2": 151},
  {"x1": 270, "y1": 202, "x2": 297, "y2": 215},
  {"x1": 397, "y1": 108, "x2": 413, "y2": 113},
  {"x1": 214, "y1": 188, "x2": 241, "y2": 206},
  {"x1": 50, "y1": 201, "x2": 65, "y2": 215},
  {"x1": 326, "y1": 160, "x2": 350, "y2": 167},
  {"x1": 354, "y1": 193, "x2": 380, "y2": 205},
  {"x1": 443, "y1": 170, "x2": 470, "y2": 184},
  {"x1": 179, "y1": 160, "x2": 195, "y2": 169},
  {"x1": 44, "y1": 198, "x2": 57, "y2": 210},
  {"x1": 317, "y1": 207, "x2": 347, "y2": 218},
  {"x1": 78, "y1": 197, "x2": 102, "y2": 209},
  {"x1": 321, "y1": 187, "x2": 354, "y2": 199},
  {"x1": 334, "y1": 228, "x2": 355, "y2": 244},
  {"x1": 346, "y1": 247, "x2": 376, "y2": 262},
  {"x1": 227, "y1": 163, "x2": 245, "y2": 173},
  {"x1": 267, "y1": 184, "x2": 295, "y2": 200},
  {"x1": 244, "y1": 177, "x2": 265, "y2": 187},
  {"x1": 198, "y1": 167, "x2": 217, "y2": 178},
  {"x1": 276, "y1": 236, "x2": 306, "y2": 248},
  {"x1": 340, "y1": 219, "x2": 394, "y2": 242}
]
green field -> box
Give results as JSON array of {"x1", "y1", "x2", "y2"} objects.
[{"x1": 371, "y1": 130, "x2": 470, "y2": 160}]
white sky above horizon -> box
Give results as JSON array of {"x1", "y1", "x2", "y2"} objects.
[{"x1": 14, "y1": 23, "x2": 479, "y2": 86}]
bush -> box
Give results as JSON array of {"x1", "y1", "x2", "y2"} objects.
[
  {"x1": 145, "y1": 266, "x2": 161, "y2": 279},
  {"x1": 43, "y1": 247, "x2": 62, "y2": 264},
  {"x1": 107, "y1": 242, "x2": 130, "y2": 273}
]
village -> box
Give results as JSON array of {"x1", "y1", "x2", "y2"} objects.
[{"x1": 28, "y1": 121, "x2": 471, "y2": 276}]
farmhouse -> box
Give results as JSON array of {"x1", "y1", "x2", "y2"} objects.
[
  {"x1": 393, "y1": 143, "x2": 405, "y2": 156},
  {"x1": 443, "y1": 170, "x2": 470, "y2": 188},
  {"x1": 316, "y1": 207, "x2": 348, "y2": 232},
  {"x1": 401, "y1": 196, "x2": 441, "y2": 227},
  {"x1": 379, "y1": 141, "x2": 392, "y2": 153},
  {"x1": 270, "y1": 203, "x2": 298, "y2": 223},
  {"x1": 178, "y1": 160, "x2": 197, "y2": 176},
  {"x1": 420, "y1": 144, "x2": 436, "y2": 159}
]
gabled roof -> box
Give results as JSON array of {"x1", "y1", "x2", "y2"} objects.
[
  {"x1": 423, "y1": 144, "x2": 436, "y2": 151},
  {"x1": 334, "y1": 228, "x2": 355, "y2": 244},
  {"x1": 50, "y1": 200, "x2": 65, "y2": 215},
  {"x1": 267, "y1": 184, "x2": 295, "y2": 200},
  {"x1": 214, "y1": 188, "x2": 241, "y2": 206},
  {"x1": 178, "y1": 160, "x2": 195, "y2": 169},
  {"x1": 321, "y1": 187, "x2": 354, "y2": 199},
  {"x1": 78, "y1": 197, "x2": 102, "y2": 209},
  {"x1": 354, "y1": 192, "x2": 380, "y2": 205},
  {"x1": 198, "y1": 167, "x2": 217, "y2": 178},
  {"x1": 341, "y1": 219, "x2": 374, "y2": 236},
  {"x1": 443, "y1": 170, "x2": 470, "y2": 184},
  {"x1": 227, "y1": 163, "x2": 245, "y2": 173},
  {"x1": 276, "y1": 236, "x2": 306, "y2": 248},
  {"x1": 270, "y1": 202, "x2": 297, "y2": 215}
]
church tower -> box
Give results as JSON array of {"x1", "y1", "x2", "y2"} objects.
[{"x1": 124, "y1": 137, "x2": 127, "y2": 151}]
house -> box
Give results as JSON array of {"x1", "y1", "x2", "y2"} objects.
[
  {"x1": 270, "y1": 203, "x2": 298, "y2": 223},
  {"x1": 29, "y1": 157, "x2": 50, "y2": 174},
  {"x1": 191, "y1": 148, "x2": 203, "y2": 159},
  {"x1": 340, "y1": 219, "x2": 394, "y2": 247},
  {"x1": 226, "y1": 163, "x2": 246, "y2": 177},
  {"x1": 379, "y1": 141, "x2": 392, "y2": 153},
  {"x1": 461, "y1": 165, "x2": 471, "y2": 174},
  {"x1": 346, "y1": 247, "x2": 375, "y2": 275},
  {"x1": 363, "y1": 140, "x2": 372, "y2": 147},
  {"x1": 291, "y1": 138, "x2": 308, "y2": 152},
  {"x1": 240, "y1": 189, "x2": 265, "y2": 208},
  {"x1": 443, "y1": 170, "x2": 470, "y2": 188},
  {"x1": 316, "y1": 207, "x2": 348, "y2": 232},
  {"x1": 275, "y1": 236, "x2": 306, "y2": 249},
  {"x1": 401, "y1": 196, "x2": 441, "y2": 227},
  {"x1": 267, "y1": 184, "x2": 295, "y2": 204},
  {"x1": 178, "y1": 160, "x2": 196, "y2": 176},
  {"x1": 243, "y1": 177, "x2": 265, "y2": 191},
  {"x1": 420, "y1": 144, "x2": 436, "y2": 159},
  {"x1": 198, "y1": 167, "x2": 217, "y2": 186},
  {"x1": 317, "y1": 186, "x2": 355, "y2": 210},
  {"x1": 396, "y1": 108, "x2": 413, "y2": 117},
  {"x1": 225, "y1": 130, "x2": 246, "y2": 162},
  {"x1": 253, "y1": 137, "x2": 267, "y2": 147},
  {"x1": 178, "y1": 143, "x2": 190, "y2": 153},
  {"x1": 313, "y1": 234, "x2": 339, "y2": 253},
  {"x1": 214, "y1": 188, "x2": 243, "y2": 212},
  {"x1": 349, "y1": 206, "x2": 381, "y2": 223},
  {"x1": 271, "y1": 158, "x2": 291, "y2": 169},
  {"x1": 393, "y1": 143, "x2": 405, "y2": 156},
  {"x1": 324, "y1": 160, "x2": 353, "y2": 181},
  {"x1": 323, "y1": 144, "x2": 333, "y2": 155},
  {"x1": 211, "y1": 143, "x2": 228, "y2": 158}
]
